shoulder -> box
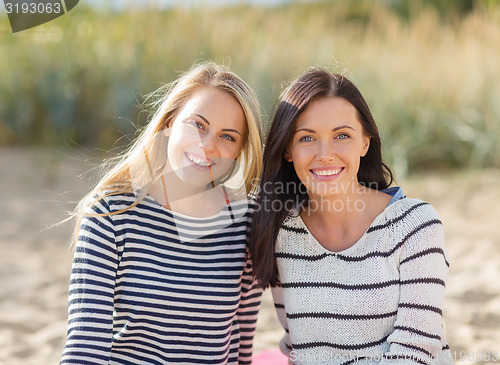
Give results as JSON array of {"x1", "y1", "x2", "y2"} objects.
[
  {"x1": 246, "y1": 196, "x2": 259, "y2": 218},
  {"x1": 372, "y1": 196, "x2": 443, "y2": 244},
  {"x1": 83, "y1": 192, "x2": 137, "y2": 216},
  {"x1": 386, "y1": 198, "x2": 449, "y2": 265},
  {"x1": 386, "y1": 197, "x2": 441, "y2": 227},
  {"x1": 227, "y1": 198, "x2": 253, "y2": 227},
  {"x1": 384, "y1": 197, "x2": 445, "y2": 250}
]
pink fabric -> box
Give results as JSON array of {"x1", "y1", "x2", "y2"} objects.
[{"x1": 253, "y1": 349, "x2": 289, "y2": 364}]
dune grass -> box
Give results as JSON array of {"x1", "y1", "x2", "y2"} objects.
[{"x1": 1, "y1": 0, "x2": 499, "y2": 176}]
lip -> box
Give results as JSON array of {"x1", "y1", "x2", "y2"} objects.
[
  {"x1": 184, "y1": 152, "x2": 215, "y2": 170},
  {"x1": 309, "y1": 166, "x2": 344, "y2": 181}
]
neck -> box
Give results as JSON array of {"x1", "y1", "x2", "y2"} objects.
[
  {"x1": 304, "y1": 182, "x2": 369, "y2": 223},
  {"x1": 149, "y1": 162, "x2": 209, "y2": 206},
  {"x1": 149, "y1": 163, "x2": 233, "y2": 218}
]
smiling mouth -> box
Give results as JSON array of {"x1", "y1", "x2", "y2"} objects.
[
  {"x1": 185, "y1": 152, "x2": 213, "y2": 167},
  {"x1": 310, "y1": 167, "x2": 344, "y2": 176}
]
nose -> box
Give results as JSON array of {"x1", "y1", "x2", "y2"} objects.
[
  {"x1": 199, "y1": 133, "x2": 216, "y2": 156},
  {"x1": 316, "y1": 141, "x2": 335, "y2": 161}
]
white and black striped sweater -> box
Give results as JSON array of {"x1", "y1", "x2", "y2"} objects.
[
  {"x1": 272, "y1": 191, "x2": 454, "y2": 365},
  {"x1": 60, "y1": 194, "x2": 261, "y2": 365}
]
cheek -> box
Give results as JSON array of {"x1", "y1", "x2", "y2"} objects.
[
  {"x1": 291, "y1": 157, "x2": 310, "y2": 182},
  {"x1": 221, "y1": 140, "x2": 245, "y2": 159},
  {"x1": 338, "y1": 143, "x2": 361, "y2": 158},
  {"x1": 290, "y1": 147, "x2": 312, "y2": 166},
  {"x1": 166, "y1": 128, "x2": 196, "y2": 164},
  {"x1": 171, "y1": 127, "x2": 202, "y2": 149},
  {"x1": 167, "y1": 133, "x2": 185, "y2": 155}
]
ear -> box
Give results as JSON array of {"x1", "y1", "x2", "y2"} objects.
[
  {"x1": 284, "y1": 149, "x2": 293, "y2": 162},
  {"x1": 163, "y1": 126, "x2": 171, "y2": 137},
  {"x1": 360, "y1": 136, "x2": 370, "y2": 157}
]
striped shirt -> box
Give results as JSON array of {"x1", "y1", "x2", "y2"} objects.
[
  {"x1": 272, "y1": 191, "x2": 454, "y2": 365},
  {"x1": 60, "y1": 193, "x2": 261, "y2": 365}
]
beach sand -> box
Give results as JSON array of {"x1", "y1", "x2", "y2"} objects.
[{"x1": 1, "y1": 148, "x2": 499, "y2": 364}]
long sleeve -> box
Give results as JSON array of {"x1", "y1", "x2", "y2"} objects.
[
  {"x1": 381, "y1": 204, "x2": 452, "y2": 365},
  {"x1": 271, "y1": 284, "x2": 293, "y2": 359},
  {"x1": 60, "y1": 200, "x2": 118, "y2": 365},
  {"x1": 237, "y1": 253, "x2": 262, "y2": 365}
]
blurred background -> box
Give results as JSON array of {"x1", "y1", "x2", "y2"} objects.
[{"x1": 1, "y1": 0, "x2": 499, "y2": 363}]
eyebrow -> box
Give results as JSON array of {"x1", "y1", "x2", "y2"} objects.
[
  {"x1": 193, "y1": 114, "x2": 210, "y2": 125},
  {"x1": 222, "y1": 128, "x2": 242, "y2": 135},
  {"x1": 294, "y1": 125, "x2": 355, "y2": 134},
  {"x1": 191, "y1": 114, "x2": 242, "y2": 135}
]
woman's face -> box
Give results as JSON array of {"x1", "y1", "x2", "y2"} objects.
[
  {"x1": 166, "y1": 87, "x2": 247, "y2": 188},
  {"x1": 285, "y1": 97, "x2": 370, "y2": 200}
]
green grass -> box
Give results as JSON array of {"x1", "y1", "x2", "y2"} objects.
[{"x1": 1, "y1": 0, "x2": 500, "y2": 177}]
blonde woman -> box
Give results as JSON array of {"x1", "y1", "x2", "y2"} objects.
[{"x1": 60, "y1": 62, "x2": 263, "y2": 365}]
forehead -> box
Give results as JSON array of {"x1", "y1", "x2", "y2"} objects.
[
  {"x1": 180, "y1": 87, "x2": 243, "y2": 117},
  {"x1": 296, "y1": 97, "x2": 361, "y2": 129}
]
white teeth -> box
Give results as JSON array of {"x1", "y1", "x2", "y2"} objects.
[
  {"x1": 312, "y1": 168, "x2": 342, "y2": 176},
  {"x1": 187, "y1": 153, "x2": 212, "y2": 167}
]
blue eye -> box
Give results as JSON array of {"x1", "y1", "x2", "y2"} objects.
[
  {"x1": 221, "y1": 134, "x2": 236, "y2": 142},
  {"x1": 187, "y1": 120, "x2": 205, "y2": 130},
  {"x1": 336, "y1": 133, "x2": 350, "y2": 140},
  {"x1": 299, "y1": 136, "x2": 314, "y2": 142}
]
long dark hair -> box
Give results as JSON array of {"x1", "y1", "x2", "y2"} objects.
[{"x1": 249, "y1": 68, "x2": 393, "y2": 288}]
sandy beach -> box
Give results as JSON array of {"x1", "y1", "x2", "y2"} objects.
[{"x1": 1, "y1": 147, "x2": 499, "y2": 364}]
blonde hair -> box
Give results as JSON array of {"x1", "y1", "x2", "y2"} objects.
[{"x1": 71, "y1": 61, "x2": 263, "y2": 244}]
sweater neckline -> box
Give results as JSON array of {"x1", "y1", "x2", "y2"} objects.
[
  {"x1": 144, "y1": 193, "x2": 244, "y2": 222},
  {"x1": 291, "y1": 188, "x2": 405, "y2": 255}
]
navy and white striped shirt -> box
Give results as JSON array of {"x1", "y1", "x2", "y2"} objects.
[{"x1": 60, "y1": 193, "x2": 261, "y2": 365}]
